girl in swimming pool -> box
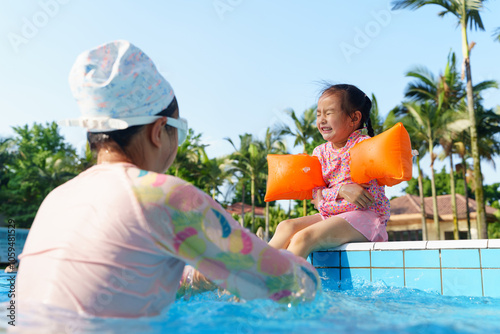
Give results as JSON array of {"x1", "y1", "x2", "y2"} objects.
[{"x1": 269, "y1": 84, "x2": 390, "y2": 258}]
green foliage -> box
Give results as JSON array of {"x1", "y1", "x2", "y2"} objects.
[
  {"x1": 230, "y1": 204, "x2": 290, "y2": 239},
  {"x1": 0, "y1": 122, "x2": 82, "y2": 228},
  {"x1": 368, "y1": 94, "x2": 386, "y2": 135},
  {"x1": 292, "y1": 199, "x2": 319, "y2": 217},
  {"x1": 278, "y1": 107, "x2": 317, "y2": 154},
  {"x1": 166, "y1": 129, "x2": 207, "y2": 187},
  {"x1": 231, "y1": 178, "x2": 266, "y2": 206},
  {"x1": 484, "y1": 184, "x2": 500, "y2": 239},
  {"x1": 483, "y1": 183, "x2": 500, "y2": 208},
  {"x1": 266, "y1": 205, "x2": 289, "y2": 237},
  {"x1": 305, "y1": 131, "x2": 325, "y2": 155},
  {"x1": 226, "y1": 129, "x2": 287, "y2": 232},
  {"x1": 488, "y1": 221, "x2": 500, "y2": 239},
  {"x1": 231, "y1": 212, "x2": 265, "y2": 232},
  {"x1": 405, "y1": 167, "x2": 470, "y2": 197},
  {"x1": 0, "y1": 137, "x2": 14, "y2": 195}
]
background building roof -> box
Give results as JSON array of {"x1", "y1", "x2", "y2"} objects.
[
  {"x1": 225, "y1": 202, "x2": 265, "y2": 217},
  {"x1": 390, "y1": 194, "x2": 498, "y2": 220}
]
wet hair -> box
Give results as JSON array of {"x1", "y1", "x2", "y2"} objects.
[
  {"x1": 320, "y1": 84, "x2": 374, "y2": 137},
  {"x1": 87, "y1": 97, "x2": 178, "y2": 153}
]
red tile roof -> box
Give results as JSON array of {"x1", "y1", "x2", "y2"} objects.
[
  {"x1": 390, "y1": 194, "x2": 498, "y2": 220},
  {"x1": 225, "y1": 202, "x2": 265, "y2": 216}
]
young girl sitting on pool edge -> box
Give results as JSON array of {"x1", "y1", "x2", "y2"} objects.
[{"x1": 269, "y1": 84, "x2": 390, "y2": 258}]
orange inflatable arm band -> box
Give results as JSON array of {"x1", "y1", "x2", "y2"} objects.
[
  {"x1": 264, "y1": 154, "x2": 326, "y2": 202},
  {"x1": 264, "y1": 123, "x2": 413, "y2": 201},
  {"x1": 350, "y1": 122, "x2": 413, "y2": 186}
]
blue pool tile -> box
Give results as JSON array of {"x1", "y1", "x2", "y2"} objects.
[
  {"x1": 340, "y1": 251, "x2": 370, "y2": 268},
  {"x1": 316, "y1": 268, "x2": 340, "y2": 290},
  {"x1": 340, "y1": 269, "x2": 370, "y2": 290},
  {"x1": 442, "y1": 269, "x2": 482, "y2": 296},
  {"x1": 441, "y1": 249, "x2": 480, "y2": 268},
  {"x1": 371, "y1": 250, "x2": 403, "y2": 268},
  {"x1": 481, "y1": 249, "x2": 500, "y2": 268},
  {"x1": 313, "y1": 251, "x2": 340, "y2": 267},
  {"x1": 341, "y1": 268, "x2": 370, "y2": 283},
  {"x1": 372, "y1": 268, "x2": 404, "y2": 287},
  {"x1": 405, "y1": 269, "x2": 441, "y2": 293},
  {"x1": 482, "y1": 269, "x2": 500, "y2": 297},
  {"x1": 405, "y1": 250, "x2": 440, "y2": 268}
]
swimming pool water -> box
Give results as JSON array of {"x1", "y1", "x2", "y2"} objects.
[{"x1": 1, "y1": 273, "x2": 500, "y2": 333}]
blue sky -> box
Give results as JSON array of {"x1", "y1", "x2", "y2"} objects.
[{"x1": 1, "y1": 0, "x2": 499, "y2": 199}]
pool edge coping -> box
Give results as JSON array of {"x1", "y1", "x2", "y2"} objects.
[{"x1": 317, "y1": 239, "x2": 500, "y2": 252}]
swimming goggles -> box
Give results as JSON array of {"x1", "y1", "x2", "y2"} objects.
[
  {"x1": 59, "y1": 115, "x2": 188, "y2": 146},
  {"x1": 165, "y1": 117, "x2": 188, "y2": 146}
]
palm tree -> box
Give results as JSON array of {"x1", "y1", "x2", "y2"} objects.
[
  {"x1": 454, "y1": 103, "x2": 500, "y2": 238},
  {"x1": 386, "y1": 106, "x2": 430, "y2": 240},
  {"x1": 439, "y1": 117, "x2": 472, "y2": 239},
  {"x1": 167, "y1": 129, "x2": 207, "y2": 187},
  {"x1": 403, "y1": 52, "x2": 498, "y2": 239},
  {"x1": 77, "y1": 142, "x2": 97, "y2": 172},
  {"x1": 0, "y1": 137, "x2": 14, "y2": 208},
  {"x1": 37, "y1": 150, "x2": 80, "y2": 190},
  {"x1": 226, "y1": 134, "x2": 252, "y2": 226},
  {"x1": 226, "y1": 134, "x2": 268, "y2": 232},
  {"x1": 407, "y1": 52, "x2": 465, "y2": 239},
  {"x1": 0, "y1": 137, "x2": 13, "y2": 171},
  {"x1": 277, "y1": 106, "x2": 318, "y2": 216},
  {"x1": 404, "y1": 102, "x2": 451, "y2": 239},
  {"x1": 439, "y1": 75, "x2": 498, "y2": 239},
  {"x1": 199, "y1": 154, "x2": 232, "y2": 200},
  {"x1": 402, "y1": 54, "x2": 461, "y2": 239},
  {"x1": 392, "y1": 0, "x2": 489, "y2": 238},
  {"x1": 415, "y1": 142, "x2": 430, "y2": 240},
  {"x1": 370, "y1": 94, "x2": 385, "y2": 135},
  {"x1": 261, "y1": 128, "x2": 287, "y2": 240},
  {"x1": 454, "y1": 141, "x2": 473, "y2": 237}
]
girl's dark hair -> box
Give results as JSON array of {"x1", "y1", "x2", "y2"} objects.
[
  {"x1": 320, "y1": 84, "x2": 374, "y2": 137},
  {"x1": 87, "y1": 97, "x2": 179, "y2": 152}
]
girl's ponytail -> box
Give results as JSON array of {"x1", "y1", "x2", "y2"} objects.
[
  {"x1": 363, "y1": 95, "x2": 374, "y2": 137},
  {"x1": 366, "y1": 116, "x2": 375, "y2": 137}
]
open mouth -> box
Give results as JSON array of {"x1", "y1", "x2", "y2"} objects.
[{"x1": 321, "y1": 127, "x2": 332, "y2": 133}]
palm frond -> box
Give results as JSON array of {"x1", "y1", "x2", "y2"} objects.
[
  {"x1": 403, "y1": 102, "x2": 426, "y2": 128},
  {"x1": 473, "y1": 80, "x2": 499, "y2": 93},
  {"x1": 493, "y1": 27, "x2": 500, "y2": 42},
  {"x1": 406, "y1": 67, "x2": 437, "y2": 86}
]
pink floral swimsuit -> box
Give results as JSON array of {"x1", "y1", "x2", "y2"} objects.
[{"x1": 312, "y1": 130, "x2": 390, "y2": 242}]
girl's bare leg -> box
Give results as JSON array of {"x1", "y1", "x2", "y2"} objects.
[
  {"x1": 268, "y1": 214, "x2": 323, "y2": 249},
  {"x1": 287, "y1": 216, "x2": 368, "y2": 258}
]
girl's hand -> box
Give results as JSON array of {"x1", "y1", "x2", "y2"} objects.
[
  {"x1": 191, "y1": 269, "x2": 217, "y2": 293},
  {"x1": 178, "y1": 267, "x2": 217, "y2": 300},
  {"x1": 338, "y1": 183, "x2": 374, "y2": 208},
  {"x1": 311, "y1": 188, "x2": 324, "y2": 210}
]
